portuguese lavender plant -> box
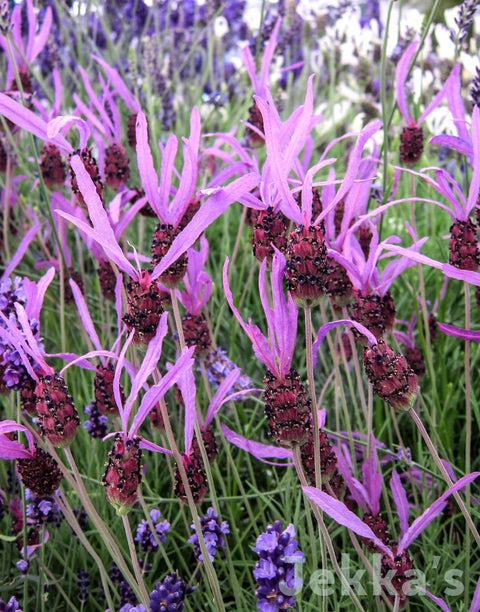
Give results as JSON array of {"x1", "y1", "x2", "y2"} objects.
[
  {"x1": 188, "y1": 507, "x2": 229, "y2": 563},
  {"x1": 253, "y1": 521, "x2": 304, "y2": 612},
  {"x1": 224, "y1": 250, "x2": 312, "y2": 446}
]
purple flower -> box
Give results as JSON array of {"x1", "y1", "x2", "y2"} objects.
[
  {"x1": 303, "y1": 471, "x2": 480, "y2": 557},
  {"x1": 101, "y1": 318, "x2": 195, "y2": 514},
  {"x1": 0, "y1": 597, "x2": 23, "y2": 612},
  {"x1": 84, "y1": 402, "x2": 109, "y2": 439},
  {"x1": 203, "y1": 347, "x2": 255, "y2": 401},
  {"x1": 135, "y1": 509, "x2": 171, "y2": 553},
  {"x1": 0, "y1": 0, "x2": 52, "y2": 90},
  {"x1": 149, "y1": 573, "x2": 195, "y2": 612},
  {"x1": 253, "y1": 521, "x2": 304, "y2": 612},
  {"x1": 224, "y1": 250, "x2": 297, "y2": 380},
  {"x1": 395, "y1": 42, "x2": 455, "y2": 165},
  {"x1": 188, "y1": 507, "x2": 229, "y2": 562}
]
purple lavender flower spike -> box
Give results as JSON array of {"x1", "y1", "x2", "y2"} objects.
[
  {"x1": 0, "y1": 421, "x2": 63, "y2": 496},
  {"x1": 253, "y1": 521, "x2": 304, "y2": 612},
  {"x1": 135, "y1": 509, "x2": 171, "y2": 553},
  {"x1": 0, "y1": 596, "x2": 23, "y2": 612},
  {"x1": 101, "y1": 320, "x2": 195, "y2": 514},
  {"x1": 395, "y1": 41, "x2": 452, "y2": 165},
  {"x1": 149, "y1": 573, "x2": 195, "y2": 612},
  {"x1": 188, "y1": 507, "x2": 229, "y2": 562}
]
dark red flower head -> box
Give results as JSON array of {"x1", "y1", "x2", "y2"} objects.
[
  {"x1": 102, "y1": 434, "x2": 143, "y2": 515},
  {"x1": 35, "y1": 374, "x2": 80, "y2": 447},
  {"x1": 150, "y1": 223, "x2": 188, "y2": 287},
  {"x1": 94, "y1": 363, "x2": 124, "y2": 416},
  {"x1": 399, "y1": 125, "x2": 424, "y2": 166},
  {"x1": 264, "y1": 368, "x2": 312, "y2": 446},
  {"x1": 122, "y1": 270, "x2": 170, "y2": 345},
  {"x1": 285, "y1": 224, "x2": 328, "y2": 308},
  {"x1": 174, "y1": 452, "x2": 208, "y2": 504},
  {"x1": 182, "y1": 312, "x2": 212, "y2": 358},
  {"x1": 17, "y1": 445, "x2": 63, "y2": 497},
  {"x1": 245, "y1": 100, "x2": 265, "y2": 148},
  {"x1": 69, "y1": 147, "x2": 104, "y2": 208},
  {"x1": 40, "y1": 144, "x2": 66, "y2": 190},
  {"x1": 363, "y1": 340, "x2": 419, "y2": 411},
  {"x1": 104, "y1": 143, "x2": 130, "y2": 191},
  {"x1": 449, "y1": 218, "x2": 480, "y2": 271}
]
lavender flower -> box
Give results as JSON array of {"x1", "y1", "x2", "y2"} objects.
[
  {"x1": 77, "y1": 569, "x2": 90, "y2": 603},
  {"x1": 0, "y1": 420, "x2": 62, "y2": 497},
  {"x1": 25, "y1": 490, "x2": 62, "y2": 527},
  {"x1": 188, "y1": 507, "x2": 229, "y2": 562},
  {"x1": 204, "y1": 347, "x2": 254, "y2": 400},
  {"x1": 149, "y1": 573, "x2": 195, "y2": 612},
  {"x1": 253, "y1": 521, "x2": 304, "y2": 612},
  {"x1": 135, "y1": 509, "x2": 171, "y2": 553},
  {"x1": 304, "y1": 472, "x2": 480, "y2": 607},
  {"x1": 84, "y1": 402, "x2": 109, "y2": 439},
  {"x1": 449, "y1": 0, "x2": 480, "y2": 46},
  {"x1": 0, "y1": 597, "x2": 23, "y2": 612},
  {"x1": 224, "y1": 250, "x2": 312, "y2": 446}
]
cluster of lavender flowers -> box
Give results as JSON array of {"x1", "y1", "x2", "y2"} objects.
[
  {"x1": 253, "y1": 522, "x2": 304, "y2": 611},
  {"x1": 188, "y1": 507, "x2": 229, "y2": 562}
]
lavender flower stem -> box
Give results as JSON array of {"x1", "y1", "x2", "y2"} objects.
[
  {"x1": 305, "y1": 307, "x2": 321, "y2": 487},
  {"x1": 409, "y1": 407, "x2": 480, "y2": 548},
  {"x1": 122, "y1": 514, "x2": 150, "y2": 604},
  {"x1": 213, "y1": 414, "x2": 258, "y2": 527},
  {"x1": 54, "y1": 491, "x2": 116, "y2": 612},
  {"x1": 61, "y1": 446, "x2": 148, "y2": 607},
  {"x1": 158, "y1": 397, "x2": 226, "y2": 612},
  {"x1": 2, "y1": 156, "x2": 12, "y2": 262},
  {"x1": 291, "y1": 445, "x2": 366, "y2": 612},
  {"x1": 227, "y1": 205, "x2": 247, "y2": 285},
  {"x1": 464, "y1": 280, "x2": 472, "y2": 607},
  {"x1": 393, "y1": 595, "x2": 400, "y2": 612},
  {"x1": 170, "y1": 287, "x2": 186, "y2": 349}
]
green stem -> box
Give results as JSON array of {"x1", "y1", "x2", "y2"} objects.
[
  {"x1": 122, "y1": 514, "x2": 150, "y2": 604},
  {"x1": 409, "y1": 407, "x2": 480, "y2": 549},
  {"x1": 158, "y1": 398, "x2": 226, "y2": 612},
  {"x1": 61, "y1": 446, "x2": 147, "y2": 607},
  {"x1": 54, "y1": 491, "x2": 116, "y2": 612},
  {"x1": 170, "y1": 288, "x2": 186, "y2": 349},
  {"x1": 305, "y1": 307, "x2": 321, "y2": 488},
  {"x1": 291, "y1": 446, "x2": 366, "y2": 612},
  {"x1": 464, "y1": 280, "x2": 472, "y2": 608}
]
